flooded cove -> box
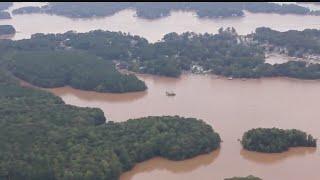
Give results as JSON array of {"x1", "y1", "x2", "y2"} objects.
[{"x1": 47, "y1": 74, "x2": 320, "y2": 180}]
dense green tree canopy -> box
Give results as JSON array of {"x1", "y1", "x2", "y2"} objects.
[
  {"x1": 12, "y1": 6, "x2": 41, "y2": 15},
  {"x1": 0, "y1": 25, "x2": 15, "y2": 35},
  {"x1": 0, "y1": 71, "x2": 221, "y2": 180},
  {"x1": 5, "y1": 50, "x2": 146, "y2": 93},
  {"x1": 241, "y1": 128, "x2": 317, "y2": 153},
  {"x1": 11, "y1": 2, "x2": 316, "y2": 19},
  {"x1": 1, "y1": 27, "x2": 320, "y2": 81},
  {"x1": 253, "y1": 27, "x2": 320, "y2": 56}
]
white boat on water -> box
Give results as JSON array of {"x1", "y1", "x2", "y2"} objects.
[{"x1": 228, "y1": 77, "x2": 233, "y2": 80}]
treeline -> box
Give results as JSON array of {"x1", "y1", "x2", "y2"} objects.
[
  {"x1": 0, "y1": 2, "x2": 12, "y2": 19},
  {"x1": 0, "y1": 2, "x2": 12, "y2": 11},
  {"x1": 2, "y1": 27, "x2": 320, "y2": 80},
  {"x1": 0, "y1": 25, "x2": 16, "y2": 35},
  {"x1": 12, "y1": 6, "x2": 41, "y2": 15},
  {"x1": 19, "y1": 28, "x2": 320, "y2": 79},
  {"x1": 241, "y1": 128, "x2": 317, "y2": 153},
  {"x1": 20, "y1": 28, "x2": 264, "y2": 78},
  {"x1": 244, "y1": 3, "x2": 309, "y2": 15},
  {"x1": 0, "y1": 11, "x2": 11, "y2": 19},
  {"x1": 11, "y1": 2, "x2": 317, "y2": 19},
  {"x1": 0, "y1": 74, "x2": 221, "y2": 179},
  {"x1": 253, "y1": 27, "x2": 320, "y2": 57},
  {"x1": 5, "y1": 50, "x2": 146, "y2": 93}
]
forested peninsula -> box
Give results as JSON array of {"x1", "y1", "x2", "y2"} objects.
[{"x1": 0, "y1": 69, "x2": 221, "y2": 179}]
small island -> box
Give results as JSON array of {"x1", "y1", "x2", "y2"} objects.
[
  {"x1": 225, "y1": 175, "x2": 262, "y2": 180},
  {"x1": 0, "y1": 25, "x2": 15, "y2": 35},
  {"x1": 241, "y1": 128, "x2": 317, "y2": 153}
]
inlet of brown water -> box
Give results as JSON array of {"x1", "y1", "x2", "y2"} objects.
[{"x1": 45, "y1": 74, "x2": 320, "y2": 180}]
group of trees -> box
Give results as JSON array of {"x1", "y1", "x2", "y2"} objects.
[
  {"x1": 243, "y1": 2, "x2": 310, "y2": 15},
  {"x1": 10, "y1": 2, "x2": 319, "y2": 19},
  {"x1": 241, "y1": 128, "x2": 317, "y2": 153},
  {"x1": 0, "y1": 25, "x2": 16, "y2": 35},
  {"x1": 0, "y1": 11, "x2": 11, "y2": 19},
  {"x1": 12, "y1": 6, "x2": 41, "y2": 15},
  {"x1": 0, "y1": 2, "x2": 12, "y2": 19},
  {"x1": 2, "y1": 27, "x2": 320, "y2": 80},
  {"x1": 253, "y1": 27, "x2": 320, "y2": 57},
  {"x1": 22, "y1": 28, "x2": 264, "y2": 78},
  {"x1": 0, "y1": 72, "x2": 221, "y2": 179},
  {"x1": 5, "y1": 50, "x2": 146, "y2": 93}
]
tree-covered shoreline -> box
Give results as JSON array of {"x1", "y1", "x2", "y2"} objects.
[
  {"x1": 6, "y1": 50, "x2": 146, "y2": 93},
  {"x1": 1, "y1": 27, "x2": 320, "y2": 93},
  {"x1": 0, "y1": 70, "x2": 221, "y2": 179},
  {"x1": 0, "y1": 25, "x2": 15, "y2": 35},
  {"x1": 10, "y1": 2, "x2": 319, "y2": 20},
  {"x1": 253, "y1": 27, "x2": 320, "y2": 58},
  {"x1": 0, "y1": 2, "x2": 12, "y2": 19},
  {"x1": 8, "y1": 27, "x2": 320, "y2": 80}
]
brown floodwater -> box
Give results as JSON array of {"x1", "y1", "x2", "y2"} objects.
[
  {"x1": 8, "y1": 2, "x2": 320, "y2": 179},
  {"x1": 45, "y1": 74, "x2": 320, "y2": 180}
]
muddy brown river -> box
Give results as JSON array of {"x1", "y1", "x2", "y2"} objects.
[
  {"x1": 45, "y1": 74, "x2": 320, "y2": 180},
  {"x1": 6, "y1": 2, "x2": 320, "y2": 179}
]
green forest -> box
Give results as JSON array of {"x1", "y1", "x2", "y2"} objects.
[
  {"x1": 0, "y1": 25, "x2": 15, "y2": 35},
  {"x1": 10, "y1": 27, "x2": 320, "y2": 79},
  {"x1": 1, "y1": 27, "x2": 320, "y2": 93},
  {"x1": 241, "y1": 128, "x2": 317, "y2": 153},
  {"x1": 253, "y1": 27, "x2": 320, "y2": 56},
  {"x1": 0, "y1": 70, "x2": 221, "y2": 180},
  {"x1": 6, "y1": 50, "x2": 146, "y2": 93},
  {"x1": 0, "y1": 2, "x2": 12, "y2": 19}
]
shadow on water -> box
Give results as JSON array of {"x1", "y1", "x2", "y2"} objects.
[
  {"x1": 47, "y1": 86, "x2": 148, "y2": 103},
  {"x1": 120, "y1": 149, "x2": 221, "y2": 180},
  {"x1": 240, "y1": 147, "x2": 317, "y2": 164},
  {"x1": 19, "y1": 79, "x2": 148, "y2": 103}
]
